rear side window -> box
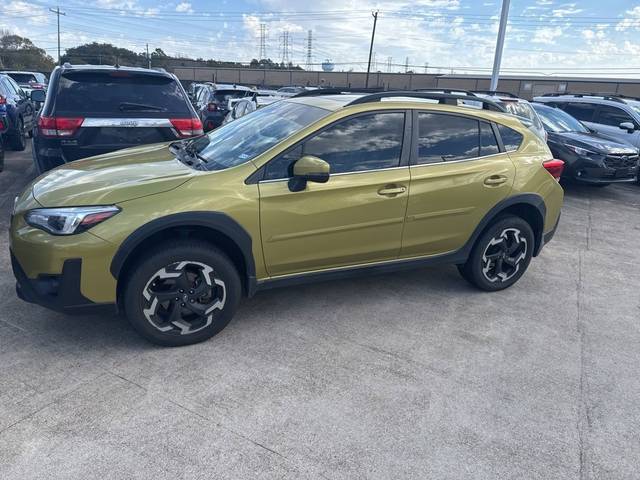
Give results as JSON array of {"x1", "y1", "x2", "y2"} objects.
[
  {"x1": 595, "y1": 105, "x2": 635, "y2": 127},
  {"x1": 497, "y1": 124, "x2": 524, "y2": 152},
  {"x1": 54, "y1": 72, "x2": 190, "y2": 115},
  {"x1": 480, "y1": 122, "x2": 500, "y2": 156},
  {"x1": 561, "y1": 103, "x2": 596, "y2": 122},
  {"x1": 416, "y1": 113, "x2": 499, "y2": 164}
]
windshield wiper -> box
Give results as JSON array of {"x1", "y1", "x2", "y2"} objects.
[
  {"x1": 119, "y1": 102, "x2": 165, "y2": 112},
  {"x1": 170, "y1": 141, "x2": 208, "y2": 169}
]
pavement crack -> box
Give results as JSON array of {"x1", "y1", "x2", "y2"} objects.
[{"x1": 576, "y1": 250, "x2": 592, "y2": 480}]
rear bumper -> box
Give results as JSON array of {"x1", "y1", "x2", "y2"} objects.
[{"x1": 11, "y1": 250, "x2": 114, "y2": 315}]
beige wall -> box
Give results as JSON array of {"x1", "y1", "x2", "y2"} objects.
[{"x1": 173, "y1": 67, "x2": 640, "y2": 99}]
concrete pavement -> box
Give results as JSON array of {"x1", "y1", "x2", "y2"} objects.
[{"x1": 0, "y1": 145, "x2": 638, "y2": 479}]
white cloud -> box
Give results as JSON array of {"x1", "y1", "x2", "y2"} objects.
[
  {"x1": 0, "y1": 1, "x2": 49, "y2": 26},
  {"x1": 532, "y1": 26, "x2": 563, "y2": 45},
  {"x1": 616, "y1": 6, "x2": 640, "y2": 31},
  {"x1": 175, "y1": 2, "x2": 193, "y2": 13}
]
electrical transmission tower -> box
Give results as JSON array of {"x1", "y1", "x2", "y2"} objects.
[
  {"x1": 259, "y1": 24, "x2": 267, "y2": 60},
  {"x1": 279, "y1": 31, "x2": 291, "y2": 65},
  {"x1": 306, "y1": 30, "x2": 313, "y2": 70}
]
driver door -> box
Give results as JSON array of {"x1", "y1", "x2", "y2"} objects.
[{"x1": 258, "y1": 111, "x2": 411, "y2": 277}]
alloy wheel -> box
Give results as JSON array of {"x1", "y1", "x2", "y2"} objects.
[
  {"x1": 481, "y1": 228, "x2": 528, "y2": 283},
  {"x1": 142, "y1": 261, "x2": 226, "y2": 335}
]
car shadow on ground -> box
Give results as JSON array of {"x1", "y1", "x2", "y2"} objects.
[{"x1": 5, "y1": 264, "x2": 471, "y2": 351}]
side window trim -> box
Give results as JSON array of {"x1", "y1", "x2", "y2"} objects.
[
  {"x1": 253, "y1": 109, "x2": 410, "y2": 183},
  {"x1": 409, "y1": 109, "x2": 505, "y2": 167}
]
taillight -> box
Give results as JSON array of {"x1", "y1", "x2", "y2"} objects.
[
  {"x1": 543, "y1": 159, "x2": 564, "y2": 181},
  {"x1": 0, "y1": 95, "x2": 6, "y2": 105},
  {"x1": 207, "y1": 103, "x2": 218, "y2": 111},
  {"x1": 38, "y1": 116, "x2": 84, "y2": 137},
  {"x1": 170, "y1": 118, "x2": 204, "y2": 137}
]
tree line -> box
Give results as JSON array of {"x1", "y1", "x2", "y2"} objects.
[{"x1": 0, "y1": 32, "x2": 301, "y2": 73}]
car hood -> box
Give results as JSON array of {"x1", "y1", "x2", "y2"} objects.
[
  {"x1": 550, "y1": 131, "x2": 638, "y2": 155},
  {"x1": 32, "y1": 142, "x2": 194, "y2": 207}
]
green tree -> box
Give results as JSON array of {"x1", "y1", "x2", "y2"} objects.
[{"x1": 0, "y1": 31, "x2": 55, "y2": 71}]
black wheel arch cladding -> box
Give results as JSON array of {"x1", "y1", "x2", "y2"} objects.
[{"x1": 110, "y1": 211, "x2": 256, "y2": 294}]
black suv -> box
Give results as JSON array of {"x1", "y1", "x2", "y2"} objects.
[{"x1": 31, "y1": 64, "x2": 203, "y2": 174}]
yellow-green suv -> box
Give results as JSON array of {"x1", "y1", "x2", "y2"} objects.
[{"x1": 10, "y1": 91, "x2": 564, "y2": 346}]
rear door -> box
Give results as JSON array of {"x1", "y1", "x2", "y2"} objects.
[
  {"x1": 401, "y1": 111, "x2": 516, "y2": 258},
  {"x1": 52, "y1": 70, "x2": 193, "y2": 161}
]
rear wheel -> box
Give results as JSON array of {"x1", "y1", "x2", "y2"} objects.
[
  {"x1": 123, "y1": 241, "x2": 242, "y2": 346},
  {"x1": 458, "y1": 215, "x2": 534, "y2": 291},
  {"x1": 8, "y1": 118, "x2": 26, "y2": 151}
]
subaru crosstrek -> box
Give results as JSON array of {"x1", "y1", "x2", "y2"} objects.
[{"x1": 10, "y1": 91, "x2": 564, "y2": 346}]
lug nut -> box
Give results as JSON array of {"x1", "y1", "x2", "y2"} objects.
[
  {"x1": 179, "y1": 289, "x2": 184, "y2": 293},
  {"x1": 190, "y1": 299, "x2": 195, "y2": 303},
  {"x1": 189, "y1": 289, "x2": 194, "y2": 294},
  {"x1": 181, "y1": 302, "x2": 186, "y2": 307}
]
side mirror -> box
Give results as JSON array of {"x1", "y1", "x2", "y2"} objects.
[
  {"x1": 288, "y1": 155, "x2": 330, "y2": 192},
  {"x1": 619, "y1": 121, "x2": 635, "y2": 133},
  {"x1": 30, "y1": 89, "x2": 46, "y2": 103}
]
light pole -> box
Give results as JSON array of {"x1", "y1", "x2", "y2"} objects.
[
  {"x1": 490, "y1": 0, "x2": 510, "y2": 91},
  {"x1": 365, "y1": 11, "x2": 378, "y2": 89}
]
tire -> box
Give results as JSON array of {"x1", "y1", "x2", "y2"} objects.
[
  {"x1": 123, "y1": 241, "x2": 242, "y2": 346},
  {"x1": 8, "y1": 118, "x2": 27, "y2": 151},
  {"x1": 0, "y1": 137, "x2": 4, "y2": 172},
  {"x1": 457, "y1": 215, "x2": 534, "y2": 292}
]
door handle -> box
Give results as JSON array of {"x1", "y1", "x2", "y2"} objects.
[
  {"x1": 378, "y1": 185, "x2": 407, "y2": 196},
  {"x1": 484, "y1": 175, "x2": 508, "y2": 186}
]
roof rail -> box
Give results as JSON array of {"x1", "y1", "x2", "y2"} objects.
[
  {"x1": 473, "y1": 90, "x2": 518, "y2": 98},
  {"x1": 345, "y1": 91, "x2": 506, "y2": 112},
  {"x1": 540, "y1": 92, "x2": 630, "y2": 103},
  {"x1": 414, "y1": 88, "x2": 478, "y2": 96},
  {"x1": 292, "y1": 87, "x2": 385, "y2": 98}
]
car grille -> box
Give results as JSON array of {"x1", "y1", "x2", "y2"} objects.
[{"x1": 604, "y1": 154, "x2": 639, "y2": 169}]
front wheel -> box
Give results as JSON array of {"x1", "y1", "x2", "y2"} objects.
[
  {"x1": 458, "y1": 215, "x2": 534, "y2": 291},
  {"x1": 123, "y1": 241, "x2": 242, "y2": 346}
]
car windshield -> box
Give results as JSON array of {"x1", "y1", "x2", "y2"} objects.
[
  {"x1": 500, "y1": 100, "x2": 536, "y2": 122},
  {"x1": 625, "y1": 99, "x2": 640, "y2": 116},
  {"x1": 187, "y1": 101, "x2": 329, "y2": 171},
  {"x1": 534, "y1": 105, "x2": 589, "y2": 133}
]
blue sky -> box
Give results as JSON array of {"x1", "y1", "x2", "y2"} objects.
[{"x1": 2, "y1": 0, "x2": 640, "y2": 77}]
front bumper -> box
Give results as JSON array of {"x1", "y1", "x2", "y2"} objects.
[
  {"x1": 11, "y1": 250, "x2": 114, "y2": 314},
  {"x1": 567, "y1": 156, "x2": 638, "y2": 184}
]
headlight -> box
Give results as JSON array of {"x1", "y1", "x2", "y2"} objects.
[
  {"x1": 25, "y1": 206, "x2": 120, "y2": 235},
  {"x1": 566, "y1": 145, "x2": 599, "y2": 157}
]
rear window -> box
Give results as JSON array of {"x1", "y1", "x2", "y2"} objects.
[
  {"x1": 212, "y1": 90, "x2": 251, "y2": 103},
  {"x1": 497, "y1": 124, "x2": 524, "y2": 151},
  {"x1": 7, "y1": 73, "x2": 37, "y2": 84},
  {"x1": 54, "y1": 71, "x2": 190, "y2": 115}
]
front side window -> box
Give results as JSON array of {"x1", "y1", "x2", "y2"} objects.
[
  {"x1": 595, "y1": 105, "x2": 635, "y2": 127},
  {"x1": 263, "y1": 112, "x2": 405, "y2": 180},
  {"x1": 561, "y1": 103, "x2": 596, "y2": 122},
  {"x1": 417, "y1": 113, "x2": 498, "y2": 164}
]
